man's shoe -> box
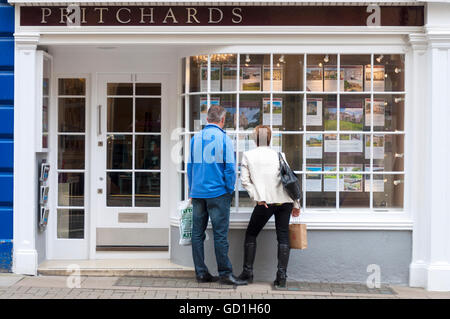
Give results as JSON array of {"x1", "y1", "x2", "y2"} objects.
[
  {"x1": 196, "y1": 273, "x2": 219, "y2": 283},
  {"x1": 219, "y1": 274, "x2": 248, "y2": 286}
]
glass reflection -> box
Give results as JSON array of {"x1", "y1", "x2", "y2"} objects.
[
  {"x1": 107, "y1": 83, "x2": 133, "y2": 96},
  {"x1": 107, "y1": 172, "x2": 132, "y2": 207},
  {"x1": 58, "y1": 98, "x2": 85, "y2": 132},
  {"x1": 58, "y1": 79, "x2": 86, "y2": 96},
  {"x1": 135, "y1": 135, "x2": 161, "y2": 170},
  {"x1": 135, "y1": 173, "x2": 160, "y2": 207},
  {"x1": 107, "y1": 135, "x2": 132, "y2": 169},
  {"x1": 57, "y1": 209, "x2": 84, "y2": 239},
  {"x1": 58, "y1": 135, "x2": 85, "y2": 169},
  {"x1": 135, "y1": 98, "x2": 161, "y2": 132},
  {"x1": 58, "y1": 173, "x2": 84, "y2": 207},
  {"x1": 107, "y1": 98, "x2": 133, "y2": 132}
]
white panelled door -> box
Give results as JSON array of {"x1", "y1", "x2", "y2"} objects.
[{"x1": 93, "y1": 73, "x2": 169, "y2": 254}]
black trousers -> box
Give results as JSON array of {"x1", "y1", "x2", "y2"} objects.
[{"x1": 245, "y1": 203, "x2": 293, "y2": 246}]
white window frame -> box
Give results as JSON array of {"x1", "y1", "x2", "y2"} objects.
[{"x1": 180, "y1": 50, "x2": 412, "y2": 230}]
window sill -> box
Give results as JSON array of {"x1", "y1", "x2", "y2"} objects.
[{"x1": 170, "y1": 210, "x2": 413, "y2": 230}]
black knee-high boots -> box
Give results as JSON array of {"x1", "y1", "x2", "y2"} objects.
[
  {"x1": 238, "y1": 240, "x2": 257, "y2": 283},
  {"x1": 274, "y1": 243, "x2": 290, "y2": 288}
]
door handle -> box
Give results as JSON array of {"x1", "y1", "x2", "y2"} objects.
[{"x1": 97, "y1": 104, "x2": 102, "y2": 135}]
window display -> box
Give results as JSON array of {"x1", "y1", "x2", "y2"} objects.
[{"x1": 182, "y1": 53, "x2": 405, "y2": 212}]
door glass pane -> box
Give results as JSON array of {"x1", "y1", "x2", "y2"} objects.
[
  {"x1": 107, "y1": 134, "x2": 132, "y2": 169},
  {"x1": 58, "y1": 98, "x2": 86, "y2": 132},
  {"x1": 58, "y1": 79, "x2": 86, "y2": 96},
  {"x1": 107, "y1": 98, "x2": 133, "y2": 132},
  {"x1": 57, "y1": 209, "x2": 84, "y2": 239},
  {"x1": 135, "y1": 98, "x2": 161, "y2": 132},
  {"x1": 107, "y1": 83, "x2": 133, "y2": 96},
  {"x1": 58, "y1": 135, "x2": 85, "y2": 169},
  {"x1": 58, "y1": 173, "x2": 84, "y2": 207},
  {"x1": 135, "y1": 135, "x2": 161, "y2": 170},
  {"x1": 107, "y1": 172, "x2": 132, "y2": 207},
  {"x1": 136, "y1": 83, "x2": 161, "y2": 96},
  {"x1": 135, "y1": 173, "x2": 160, "y2": 207}
]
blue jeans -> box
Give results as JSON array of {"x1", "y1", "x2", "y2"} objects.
[{"x1": 191, "y1": 193, "x2": 233, "y2": 277}]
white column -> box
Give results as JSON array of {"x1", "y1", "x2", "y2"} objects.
[
  {"x1": 408, "y1": 33, "x2": 430, "y2": 289},
  {"x1": 409, "y1": 2, "x2": 450, "y2": 291},
  {"x1": 13, "y1": 33, "x2": 40, "y2": 275}
]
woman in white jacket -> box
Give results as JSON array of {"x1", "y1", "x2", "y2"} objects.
[{"x1": 238, "y1": 125, "x2": 301, "y2": 288}]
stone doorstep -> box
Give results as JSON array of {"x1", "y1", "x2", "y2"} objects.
[{"x1": 37, "y1": 268, "x2": 195, "y2": 278}]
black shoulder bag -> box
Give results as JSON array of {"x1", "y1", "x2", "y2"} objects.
[{"x1": 278, "y1": 152, "x2": 302, "y2": 202}]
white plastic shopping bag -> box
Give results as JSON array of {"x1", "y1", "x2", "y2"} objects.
[{"x1": 179, "y1": 200, "x2": 193, "y2": 246}]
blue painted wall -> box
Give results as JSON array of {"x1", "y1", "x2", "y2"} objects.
[{"x1": 0, "y1": 0, "x2": 14, "y2": 272}]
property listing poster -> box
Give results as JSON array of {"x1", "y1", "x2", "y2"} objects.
[
  {"x1": 263, "y1": 65, "x2": 283, "y2": 91},
  {"x1": 306, "y1": 66, "x2": 324, "y2": 91},
  {"x1": 364, "y1": 65, "x2": 385, "y2": 91},
  {"x1": 222, "y1": 64, "x2": 238, "y2": 91},
  {"x1": 324, "y1": 134, "x2": 363, "y2": 153},
  {"x1": 237, "y1": 99, "x2": 262, "y2": 130},
  {"x1": 324, "y1": 165, "x2": 340, "y2": 192},
  {"x1": 365, "y1": 134, "x2": 385, "y2": 159},
  {"x1": 324, "y1": 65, "x2": 344, "y2": 91},
  {"x1": 364, "y1": 98, "x2": 385, "y2": 127},
  {"x1": 305, "y1": 133, "x2": 323, "y2": 159},
  {"x1": 364, "y1": 165, "x2": 385, "y2": 192},
  {"x1": 341, "y1": 65, "x2": 364, "y2": 92},
  {"x1": 200, "y1": 64, "x2": 221, "y2": 92},
  {"x1": 200, "y1": 97, "x2": 221, "y2": 125},
  {"x1": 240, "y1": 65, "x2": 262, "y2": 91},
  {"x1": 339, "y1": 100, "x2": 364, "y2": 131},
  {"x1": 262, "y1": 98, "x2": 283, "y2": 126},
  {"x1": 272, "y1": 132, "x2": 282, "y2": 153},
  {"x1": 340, "y1": 164, "x2": 363, "y2": 192},
  {"x1": 305, "y1": 164, "x2": 322, "y2": 192},
  {"x1": 324, "y1": 164, "x2": 364, "y2": 192},
  {"x1": 306, "y1": 98, "x2": 323, "y2": 126}
]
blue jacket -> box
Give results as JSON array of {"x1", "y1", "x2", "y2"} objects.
[{"x1": 187, "y1": 124, "x2": 236, "y2": 198}]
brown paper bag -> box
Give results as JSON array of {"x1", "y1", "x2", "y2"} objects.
[{"x1": 289, "y1": 223, "x2": 307, "y2": 249}]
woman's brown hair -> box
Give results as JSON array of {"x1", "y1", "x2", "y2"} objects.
[{"x1": 253, "y1": 125, "x2": 272, "y2": 147}]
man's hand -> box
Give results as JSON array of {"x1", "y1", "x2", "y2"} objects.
[
  {"x1": 291, "y1": 207, "x2": 300, "y2": 217},
  {"x1": 257, "y1": 201, "x2": 269, "y2": 208}
]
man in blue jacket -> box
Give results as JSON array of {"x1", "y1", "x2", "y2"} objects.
[{"x1": 188, "y1": 105, "x2": 247, "y2": 286}]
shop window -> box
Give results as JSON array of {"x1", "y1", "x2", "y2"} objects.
[
  {"x1": 57, "y1": 78, "x2": 86, "y2": 238},
  {"x1": 182, "y1": 54, "x2": 405, "y2": 212}
]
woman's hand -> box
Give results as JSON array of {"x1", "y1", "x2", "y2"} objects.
[
  {"x1": 291, "y1": 207, "x2": 300, "y2": 217},
  {"x1": 257, "y1": 201, "x2": 269, "y2": 208}
]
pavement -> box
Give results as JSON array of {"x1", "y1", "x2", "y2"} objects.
[{"x1": 1, "y1": 274, "x2": 450, "y2": 299}]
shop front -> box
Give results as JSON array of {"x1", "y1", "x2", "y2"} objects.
[{"x1": 10, "y1": 1, "x2": 450, "y2": 290}]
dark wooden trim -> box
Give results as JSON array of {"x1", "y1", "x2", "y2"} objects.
[{"x1": 20, "y1": 5, "x2": 424, "y2": 27}]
